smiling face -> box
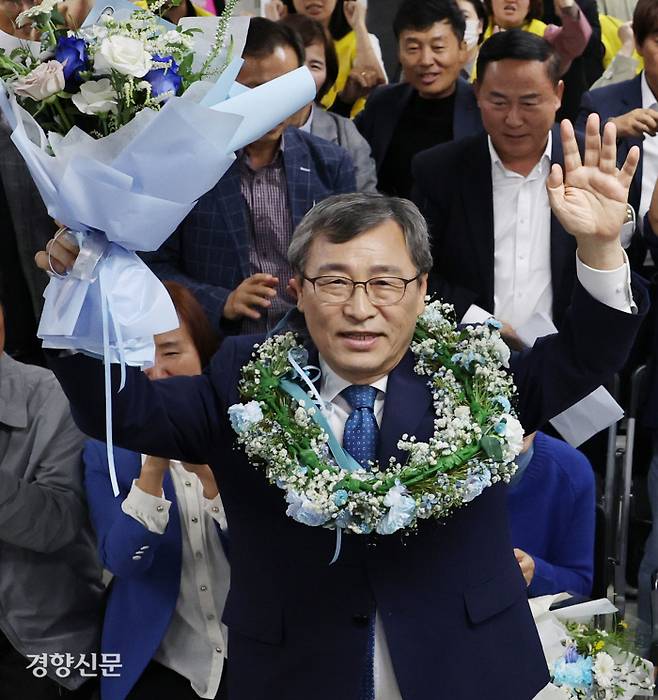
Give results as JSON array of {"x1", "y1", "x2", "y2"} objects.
[
  {"x1": 305, "y1": 40, "x2": 328, "y2": 93},
  {"x1": 638, "y1": 31, "x2": 658, "y2": 97},
  {"x1": 491, "y1": 0, "x2": 530, "y2": 28},
  {"x1": 144, "y1": 321, "x2": 202, "y2": 380},
  {"x1": 476, "y1": 58, "x2": 562, "y2": 168},
  {"x1": 292, "y1": 220, "x2": 427, "y2": 384},
  {"x1": 237, "y1": 45, "x2": 301, "y2": 143},
  {"x1": 292, "y1": 0, "x2": 337, "y2": 27},
  {"x1": 398, "y1": 20, "x2": 467, "y2": 99}
]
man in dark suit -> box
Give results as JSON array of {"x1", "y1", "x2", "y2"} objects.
[
  {"x1": 413, "y1": 31, "x2": 620, "y2": 345},
  {"x1": 576, "y1": 0, "x2": 658, "y2": 261},
  {"x1": 355, "y1": 0, "x2": 483, "y2": 198},
  {"x1": 143, "y1": 18, "x2": 356, "y2": 335},
  {"x1": 40, "y1": 108, "x2": 644, "y2": 698}
]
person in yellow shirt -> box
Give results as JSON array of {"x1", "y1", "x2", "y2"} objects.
[
  {"x1": 134, "y1": 0, "x2": 214, "y2": 22},
  {"x1": 265, "y1": 0, "x2": 387, "y2": 117},
  {"x1": 479, "y1": 0, "x2": 592, "y2": 75}
]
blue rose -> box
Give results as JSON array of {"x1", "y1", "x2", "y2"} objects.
[
  {"x1": 143, "y1": 55, "x2": 182, "y2": 99},
  {"x1": 55, "y1": 36, "x2": 88, "y2": 88}
]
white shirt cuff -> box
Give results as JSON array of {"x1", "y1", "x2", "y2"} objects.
[
  {"x1": 575, "y1": 251, "x2": 636, "y2": 314},
  {"x1": 121, "y1": 480, "x2": 171, "y2": 534},
  {"x1": 460, "y1": 304, "x2": 495, "y2": 325},
  {"x1": 203, "y1": 494, "x2": 228, "y2": 531},
  {"x1": 620, "y1": 220, "x2": 635, "y2": 249}
]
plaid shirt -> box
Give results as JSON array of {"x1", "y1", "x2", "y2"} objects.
[
  {"x1": 143, "y1": 127, "x2": 357, "y2": 334},
  {"x1": 239, "y1": 149, "x2": 295, "y2": 334}
]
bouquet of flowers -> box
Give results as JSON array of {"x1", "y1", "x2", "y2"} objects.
[
  {"x1": 531, "y1": 594, "x2": 654, "y2": 700},
  {"x1": 0, "y1": 0, "x2": 315, "y2": 493}
]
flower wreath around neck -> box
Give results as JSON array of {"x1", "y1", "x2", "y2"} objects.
[{"x1": 228, "y1": 300, "x2": 524, "y2": 537}]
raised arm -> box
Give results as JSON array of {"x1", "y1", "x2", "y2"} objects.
[
  {"x1": 512, "y1": 114, "x2": 648, "y2": 431},
  {"x1": 46, "y1": 346, "x2": 232, "y2": 465}
]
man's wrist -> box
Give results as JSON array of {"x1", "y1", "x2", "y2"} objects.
[{"x1": 576, "y1": 239, "x2": 625, "y2": 270}]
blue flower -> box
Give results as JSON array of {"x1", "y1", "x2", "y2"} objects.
[
  {"x1": 486, "y1": 318, "x2": 502, "y2": 330},
  {"x1": 451, "y1": 351, "x2": 485, "y2": 372},
  {"x1": 143, "y1": 55, "x2": 182, "y2": 99},
  {"x1": 333, "y1": 489, "x2": 348, "y2": 507},
  {"x1": 461, "y1": 469, "x2": 492, "y2": 503},
  {"x1": 376, "y1": 483, "x2": 416, "y2": 535},
  {"x1": 493, "y1": 395, "x2": 511, "y2": 413},
  {"x1": 228, "y1": 401, "x2": 263, "y2": 434},
  {"x1": 553, "y1": 650, "x2": 593, "y2": 690},
  {"x1": 285, "y1": 491, "x2": 329, "y2": 527},
  {"x1": 55, "y1": 36, "x2": 88, "y2": 88},
  {"x1": 494, "y1": 418, "x2": 508, "y2": 436}
]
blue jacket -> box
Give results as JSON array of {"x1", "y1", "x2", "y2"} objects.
[
  {"x1": 355, "y1": 79, "x2": 483, "y2": 173},
  {"x1": 83, "y1": 440, "x2": 226, "y2": 700},
  {"x1": 507, "y1": 432, "x2": 596, "y2": 597},
  {"x1": 411, "y1": 125, "x2": 578, "y2": 327},
  {"x1": 577, "y1": 75, "x2": 647, "y2": 268},
  {"x1": 48, "y1": 278, "x2": 648, "y2": 700},
  {"x1": 142, "y1": 127, "x2": 356, "y2": 331}
]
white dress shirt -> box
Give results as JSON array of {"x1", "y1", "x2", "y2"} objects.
[
  {"x1": 462, "y1": 133, "x2": 636, "y2": 327},
  {"x1": 490, "y1": 132, "x2": 554, "y2": 328},
  {"x1": 122, "y1": 461, "x2": 230, "y2": 699},
  {"x1": 319, "y1": 359, "x2": 402, "y2": 700},
  {"x1": 639, "y1": 72, "x2": 658, "y2": 232}
]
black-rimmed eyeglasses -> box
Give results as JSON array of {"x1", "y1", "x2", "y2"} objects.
[{"x1": 303, "y1": 274, "x2": 421, "y2": 306}]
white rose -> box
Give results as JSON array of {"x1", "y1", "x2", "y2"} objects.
[
  {"x1": 71, "y1": 78, "x2": 118, "y2": 115},
  {"x1": 14, "y1": 60, "x2": 65, "y2": 101},
  {"x1": 96, "y1": 36, "x2": 151, "y2": 78},
  {"x1": 491, "y1": 335, "x2": 511, "y2": 368},
  {"x1": 501, "y1": 413, "x2": 524, "y2": 461}
]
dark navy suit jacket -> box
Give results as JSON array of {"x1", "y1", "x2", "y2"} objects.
[
  {"x1": 577, "y1": 74, "x2": 644, "y2": 210},
  {"x1": 354, "y1": 80, "x2": 483, "y2": 173},
  {"x1": 142, "y1": 127, "x2": 356, "y2": 330},
  {"x1": 411, "y1": 125, "x2": 577, "y2": 327},
  {"x1": 48, "y1": 279, "x2": 648, "y2": 700},
  {"x1": 577, "y1": 75, "x2": 647, "y2": 268}
]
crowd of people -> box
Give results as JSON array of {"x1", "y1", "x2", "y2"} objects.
[{"x1": 1, "y1": 0, "x2": 658, "y2": 697}]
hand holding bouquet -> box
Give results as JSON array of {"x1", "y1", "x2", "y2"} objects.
[{"x1": 0, "y1": 0, "x2": 315, "y2": 493}]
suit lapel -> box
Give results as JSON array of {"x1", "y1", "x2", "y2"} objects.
[
  {"x1": 378, "y1": 350, "x2": 432, "y2": 466},
  {"x1": 376, "y1": 84, "x2": 415, "y2": 165},
  {"x1": 217, "y1": 161, "x2": 250, "y2": 278},
  {"x1": 453, "y1": 79, "x2": 481, "y2": 140},
  {"x1": 283, "y1": 129, "x2": 312, "y2": 229},
  {"x1": 549, "y1": 125, "x2": 576, "y2": 322},
  {"x1": 622, "y1": 75, "x2": 645, "y2": 210},
  {"x1": 461, "y1": 134, "x2": 496, "y2": 310}
]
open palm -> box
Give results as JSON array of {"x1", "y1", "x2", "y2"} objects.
[{"x1": 547, "y1": 115, "x2": 639, "y2": 242}]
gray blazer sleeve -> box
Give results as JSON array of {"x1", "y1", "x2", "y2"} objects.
[
  {"x1": 312, "y1": 109, "x2": 379, "y2": 194},
  {"x1": 0, "y1": 375, "x2": 86, "y2": 553}
]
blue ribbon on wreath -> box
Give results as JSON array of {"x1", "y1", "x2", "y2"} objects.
[{"x1": 279, "y1": 349, "x2": 361, "y2": 564}]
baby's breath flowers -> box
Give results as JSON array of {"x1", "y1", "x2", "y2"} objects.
[{"x1": 229, "y1": 301, "x2": 523, "y2": 537}]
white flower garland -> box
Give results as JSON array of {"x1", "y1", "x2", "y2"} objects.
[{"x1": 228, "y1": 301, "x2": 524, "y2": 536}]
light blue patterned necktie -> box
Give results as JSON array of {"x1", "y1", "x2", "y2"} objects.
[{"x1": 341, "y1": 384, "x2": 378, "y2": 700}]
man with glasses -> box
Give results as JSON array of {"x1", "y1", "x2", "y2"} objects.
[{"x1": 38, "y1": 115, "x2": 645, "y2": 699}]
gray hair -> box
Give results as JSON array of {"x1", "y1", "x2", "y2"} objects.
[{"x1": 287, "y1": 193, "x2": 433, "y2": 276}]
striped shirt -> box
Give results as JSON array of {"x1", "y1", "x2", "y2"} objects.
[{"x1": 239, "y1": 148, "x2": 295, "y2": 334}]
